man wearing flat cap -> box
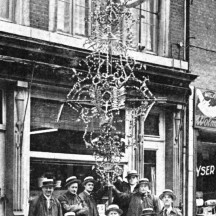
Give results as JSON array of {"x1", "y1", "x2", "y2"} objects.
[
  {"x1": 58, "y1": 176, "x2": 88, "y2": 216},
  {"x1": 105, "y1": 204, "x2": 123, "y2": 216},
  {"x1": 158, "y1": 189, "x2": 182, "y2": 216},
  {"x1": 126, "y1": 178, "x2": 161, "y2": 216},
  {"x1": 28, "y1": 179, "x2": 62, "y2": 216},
  {"x1": 113, "y1": 170, "x2": 139, "y2": 216},
  {"x1": 79, "y1": 176, "x2": 105, "y2": 216}
]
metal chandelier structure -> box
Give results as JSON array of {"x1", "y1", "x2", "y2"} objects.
[{"x1": 60, "y1": 0, "x2": 155, "y2": 180}]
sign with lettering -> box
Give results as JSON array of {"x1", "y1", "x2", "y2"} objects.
[
  {"x1": 196, "y1": 165, "x2": 215, "y2": 177},
  {"x1": 194, "y1": 88, "x2": 216, "y2": 129}
]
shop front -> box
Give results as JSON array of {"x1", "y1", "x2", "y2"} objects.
[{"x1": 194, "y1": 88, "x2": 216, "y2": 216}]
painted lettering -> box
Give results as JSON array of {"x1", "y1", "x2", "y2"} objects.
[{"x1": 197, "y1": 165, "x2": 215, "y2": 177}]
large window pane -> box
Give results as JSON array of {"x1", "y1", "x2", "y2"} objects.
[
  {"x1": 144, "y1": 150, "x2": 156, "y2": 194},
  {"x1": 74, "y1": 0, "x2": 90, "y2": 36},
  {"x1": 129, "y1": 0, "x2": 159, "y2": 52},
  {"x1": 30, "y1": 129, "x2": 94, "y2": 154},
  {"x1": 57, "y1": 0, "x2": 72, "y2": 33}
]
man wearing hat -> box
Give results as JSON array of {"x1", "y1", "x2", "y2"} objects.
[
  {"x1": 105, "y1": 204, "x2": 123, "y2": 216},
  {"x1": 112, "y1": 170, "x2": 139, "y2": 216},
  {"x1": 125, "y1": 178, "x2": 161, "y2": 216},
  {"x1": 79, "y1": 176, "x2": 105, "y2": 216},
  {"x1": 28, "y1": 179, "x2": 62, "y2": 216},
  {"x1": 58, "y1": 176, "x2": 88, "y2": 216},
  {"x1": 158, "y1": 189, "x2": 182, "y2": 216}
]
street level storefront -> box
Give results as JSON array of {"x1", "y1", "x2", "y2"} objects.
[
  {"x1": 194, "y1": 88, "x2": 216, "y2": 216},
  {"x1": 0, "y1": 34, "x2": 197, "y2": 216}
]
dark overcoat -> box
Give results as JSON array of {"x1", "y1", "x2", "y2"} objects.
[
  {"x1": 126, "y1": 192, "x2": 161, "y2": 216},
  {"x1": 79, "y1": 191, "x2": 99, "y2": 216},
  {"x1": 28, "y1": 194, "x2": 62, "y2": 216},
  {"x1": 58, "y1": 191, "x2": 89, "y2": 216},
  {"x1": 113, "y1": 181, "x2": 136, "y2": 216}
]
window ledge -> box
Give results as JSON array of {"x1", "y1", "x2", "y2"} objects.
[
  {"x1": 0, "y1": 125, "x2": 6, "y2": 131},
  {"x1": 13, "y1": 211, "x2": 24, "y2": 216},
  {"x1": 0, "y1": 21, "x2": 188, "y2": 70}
]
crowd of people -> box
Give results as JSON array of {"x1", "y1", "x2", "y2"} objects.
[{"x1": 28, "y1": 170, "x2": 182, "y2": 216}]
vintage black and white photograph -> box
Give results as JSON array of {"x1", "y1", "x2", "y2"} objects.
[{"x1": 0, "y1": 0, "x2": 214, "y2": 215}]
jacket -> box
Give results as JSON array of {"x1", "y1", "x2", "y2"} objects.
[
  {"x1": 28, "y1": 194, "x2": 62, "y2": 216},
  {"x1": 126, "y1": 192, "x2": 161, "y2": 216},
  {"x1": 79, "y1": 191, "x2": 99, "y2": 216},
  {"x1": 158, "y1": 207, "x2": 182, "y2": 216},
  {"x1": 113, "y1": 181, "x2": 137, "y2": 216},
  {"x1": 58, "y1": 191, "x2": 89, "y2": 216}
]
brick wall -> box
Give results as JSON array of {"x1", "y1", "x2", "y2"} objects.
[
  {"x1": 190, "y1": 0, "x2": 216, "y2": 89},
  {"x1": 30, "y1": 0, "x2": 49, "y2": 30},
  {"x1": 169, "y1": 0, "x2": 185, "y2": 60}
]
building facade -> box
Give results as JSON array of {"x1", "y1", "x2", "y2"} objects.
[
  {"x1": 0, "y1": 0, "x2": 196, "y2": 216},
  {"x1": 189, "y1": 0, "x2": 216, "y2": 215}
]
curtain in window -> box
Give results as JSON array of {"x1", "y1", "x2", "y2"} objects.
[
  {"x1": 151, "y1": 166, "x2": 156, "y2": 195},
  {"x1": 74, "y1": 0, "x2": 90, "y2": 36},
  {"x1": 0, "y1": 0, "x2": 30, "y2": 25},
  {"x1": 0, "y1": 0, "x2": 12, "y2": 20},
  {"x1": 129, "y1": 0, "x2": 158, "y2": 52},
  {"x1": 49, "y1": 0, "x2": 57, "y2": 31},
  {"x1": 57, "y1": 0, "x2": 71, "y2": 33}
]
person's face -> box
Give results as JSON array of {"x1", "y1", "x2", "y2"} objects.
[
  {"x1": 68, "y1": 183, "x2": 78, "y2": 195},
  {"x1": 85, "y1": 182, "x2": 94, "y2": 193},
  {"x1": 42, "y1": 186, "x2": 54, "y2": 197},
  {"x1": 162, "y1": 194, "x2": 173, "y2": 207},
  {"x1": 138, "y1": 183, "x2": 149, "y2": 194},
  {"x1": 127, "y1": 175, "x2": 138, "y2": 185},
  {"x1": 108, "y1": 210, "x2": 120, "y2": 216}
]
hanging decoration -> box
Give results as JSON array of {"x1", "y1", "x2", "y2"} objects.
[{"x1": 58, "y1": 0, "x2": 155, "y2": 181}]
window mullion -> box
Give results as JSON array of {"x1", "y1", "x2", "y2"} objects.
[{"x1": 72, "y1": 0, "x2": 75, "y2": 35}]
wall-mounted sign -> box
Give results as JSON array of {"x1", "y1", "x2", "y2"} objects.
[
  {"x1": 196, "y1": 165, "x2": 215, "y2": 177},
  {"x1": 194, "y1": 88, "x2": 216, "y2": 128}
]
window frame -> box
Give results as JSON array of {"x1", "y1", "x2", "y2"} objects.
[
  {"x1": 129, "y1": 0, "x2": 160, "y2": 54},
  {"x1": 56, "y1": 0, "x2": 91, "y2": 37},
  {"x1": 0, "y1": 88, "x2": 6, "y2": 130},
  {"x1": 0, "y1": 0, "x2": 14, "y2": 22}
]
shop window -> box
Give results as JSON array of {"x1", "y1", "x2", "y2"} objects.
[
  {"x1": 129, "y1": 0, "x2": 159, "y2": 53},
  {"x1": 56, "y1": 0, "x2": 91, "y2": 36},
  {"x1": 30, "y1": 129, "x2": 95, "y2": 155},
  {"x1": 144, "y1": 113, "x2": 160, "y2": 136},
  {"x1": 144, "y1": 150, "x2": 156, "y2": 194},
  {"x1": 29, "y1": 159, "x2": 106, "y2": 199},
  {"x1": 196, "y1": 142, "x2": 216, "y2": 200}
]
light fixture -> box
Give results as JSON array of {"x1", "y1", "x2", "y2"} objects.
[
  {"x1": 15, "y1": 90, "x2": 25, "y2": 148},
  {"x1": 174, "y1": 110, "x2": 182, "y2": 144}
]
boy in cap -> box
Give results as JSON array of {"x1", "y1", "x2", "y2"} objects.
[
  {"x1": 125, "y1": 178, "x2": 161, "y2": 216},
  {"x1": 158, "y1": 189, "x2": 182, "y2": 216},
  {"x1": 105, "y1": 204, "x2": 123, "y2": 216},
  {"x1": 113, "y1": 170, "x2": 139, "y2": 216},
  {"x1": 28, "y1": 179, "x2": 62, "y2": 216},
  {"x1": 58, "y1": 176, "x2": 88, "y2": 216},
  {"x1": 79, "y1": 176, "x2": 105, "y2": 216}
]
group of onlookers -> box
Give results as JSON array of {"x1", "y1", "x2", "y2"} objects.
[{"x1": 28, "y1": 170, "x2": 182, "y2": 216}]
